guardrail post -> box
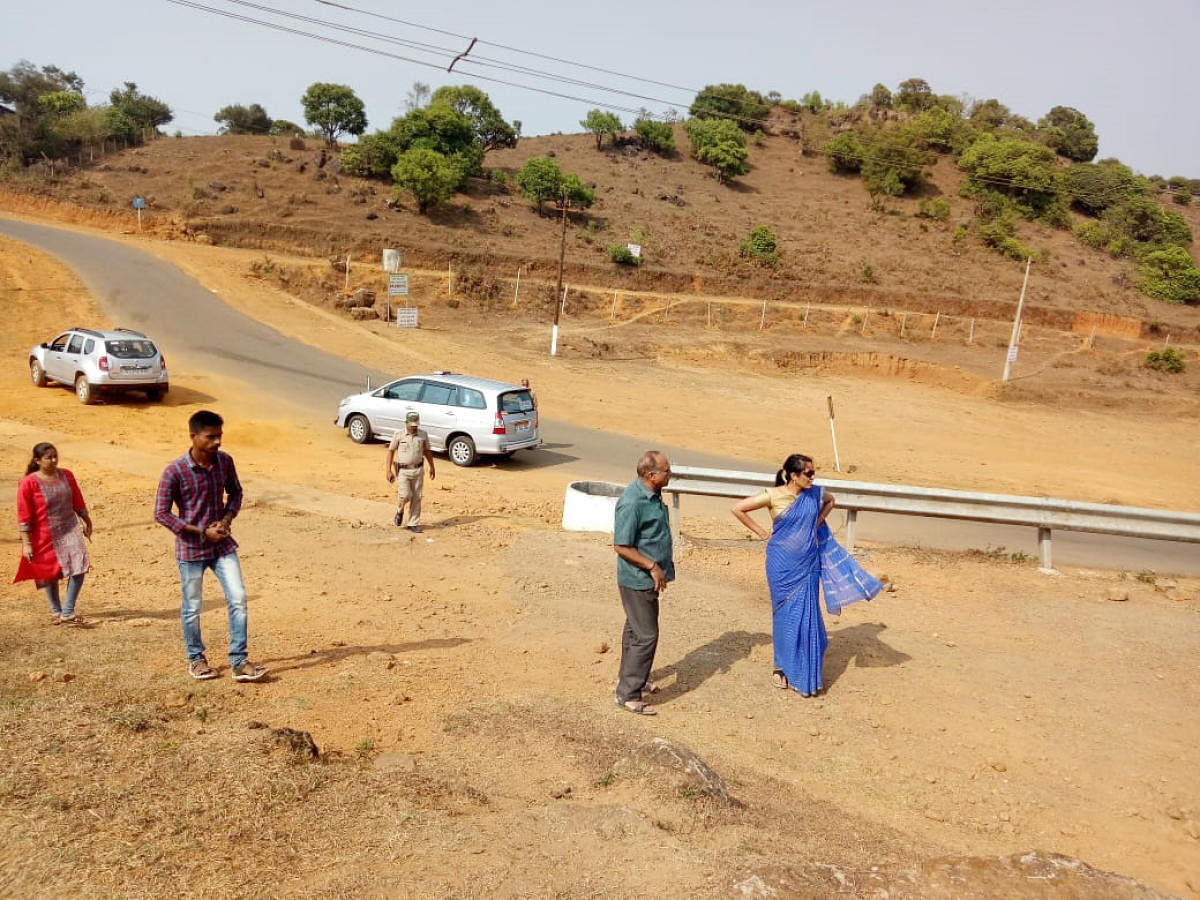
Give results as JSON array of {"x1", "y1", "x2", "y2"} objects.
[
  {"x1": 845, "y1": 509, "x2": 857, "y2": 550},
  {"x1": 670, "y1": 492, "x2": 681, "y2": 542},
  {"x1": 1038, "y1": 526, "x2": 1053, "y2": 570}
]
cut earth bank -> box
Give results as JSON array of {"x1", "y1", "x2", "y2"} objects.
[{"x1": 0, "y1": 226, "x2": 1197, "y2": 896}]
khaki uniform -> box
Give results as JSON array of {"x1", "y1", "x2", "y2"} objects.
[{"x1": 389, "y1": 429, "x2": 429, "y2": 526}]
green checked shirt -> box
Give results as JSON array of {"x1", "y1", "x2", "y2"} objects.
[{"x1": 613, "y1": 478, "x2": 675, "y2": 590}]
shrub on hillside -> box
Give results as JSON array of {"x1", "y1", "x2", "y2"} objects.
[
  {"x1": 1144, "y1": 348, "x2": 1186, "y2": 373},
  {"x1": 1104, "y1": 197, "x2": 1192, "y2": 252},
  {"x1": 1063, "y1": 160, "x2": 1148, "y2": 216},
  {"x1": 916, "y1": 197, "x2": 951, "y2": 220},
  {"x1": 895, "y1": 77, "x2": 935, "y2": 111},
  {"x1": 825, "y1": 132, "x2": 864, "y2": 173},
  {"x1": 907, "y1": 107, "x2": 974, "y2": 155},
  {"x1": 739, "y1": 225, "x2": 780, "y2": 265},
  {"x1": 607, "y1": 243, "x2": 641, "y2": 266},
  {"x1": 978, "y1": 216, "x2": 1034, "y2": 261},
  {"x1": 1138, "y1": 247, "x2": 1200, "y2": 304},
  {"x1": 683, "y1": 117, "x2": 749, "y2": 183},
  {"x1": 634, "y1": 118, "x2": 675, "y2": 154},
  {"x1": 1037, "y1": 105, "x2": 1099, "y2": 162},
  {"x1": 869, "y1": 83, "x2": 892, "y2": 108},
  {"x1": 213, "y1": 103, "x2": 271, "y2": 135},
  {"x1": 391, "y1": 147, "x2": 461, "y2": 213},
  {"x1": 860, "y1": 130, "x2": 929, "y2": 196},
  {"x1": 581, "y1": 109, "x2": 623, "y2": 150},
  {"x1": 339, "y1": 131, "x2": 404, "y2": 178},
  {"x1": 958, "y1": 134, "x2": 1061, "y2": 216}
]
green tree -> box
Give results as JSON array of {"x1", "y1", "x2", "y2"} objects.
[
  {"x1": 869, "y1": 83, "x2": 892, "y2": 108},
  {"x1": 634, "y1": 118, "x2": 675, "y2": 154},
  {"x1": 1037, "y1": 105, "x2": 1098, "y2": 162},
  {"x1": 267, "y1": 119, "x2": 305, "y2": 136},
  {"x1": 861, "y1": 130, "x2": 930, "y2": 196},
  {"x1": 580, "y1": 109, "x2": 623, "y2": 150},
  {"x1": 895, "y1": 78, "x2": 935, "y2": 111},
  {"x1": 516, "y1": 156, "x2": 564, "y2": 212},
  {"x1": 391, "y1": 147, "x2": 461, "y2": 213},
  {"x1": 907, "y1": 106, "x2": 974, "y2": 154},
  {"x1": 1138, "y1": 247, "x2": 1200, "y2": 304},
  {"x1": 214, "y1": 103, "x2": 272, "y2": 135},
  {"x1": 1062, "y1": 160, "x2": 1148, "y2": 216},
  {"x1": 800, "y1": 91, "x2": 827, "y2": 113},
  {"x1": 430, "y1": 85, "x2": 518, "y2": 150},
  {"x1": 562, "y1": 172, "x2": 595, "y2": 208},
  {"x1": 684, "y1": 117, "x2": 749, "y2": 183},
  {"x1": 740, "y1": 225, "x2": 779, "y2": 264},
  {"x1": 405, "y1": 81, "x2": 430, "y2": 112},
  {"x1": 391, "y1": 102, "x2": 480, "y2": 181},
  {"x1": 958, "y1": 134, "x2": 1061, "y2": 213},
  {"x1": 109, "y1": 82, "x2": 173, "y2": 131},
  {"x1": 339, "y1": 131, "x2": 405, "y2": 178},
  {"x1": 1103, "y1": 197, "x2": 1192, "y2": 251},
  {"x1": 36, "y1": 90, "x2": 85, "y2": 116},
  {"x1": 689, "y1": 83, "x2": 769, "y2": 131},
  {"x1": 969, "y1": 98, "x2": 1012, "y2": 130},
  {"x1": 301, "y1": 82, "x2": 367, "y2": 146}
]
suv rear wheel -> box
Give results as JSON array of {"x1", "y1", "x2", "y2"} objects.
[
  {"x1": 30, "y1": 360, "x2": 47, "y2": 387},
  {"x1": 447, "y1": 434, "x2": 477, "y2": 467},
  {"x1": 75, "y1": 374, "x2": 95, "y2": 405},
  {"x1": 145, "y1": 386, "x2": 165, "y2": 402}
]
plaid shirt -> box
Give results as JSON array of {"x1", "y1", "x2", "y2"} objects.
[{"x1": 154, "y1": 450, "x2": 243, "y2": 562}]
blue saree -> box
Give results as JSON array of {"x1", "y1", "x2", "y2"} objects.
[{"x1": 765, "y1": 485, "x2": 883, "y2": 696}]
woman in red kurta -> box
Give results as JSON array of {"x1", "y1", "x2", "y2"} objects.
[{"x1": 15, "y1": 442, "x2": 92, "y2": 625}]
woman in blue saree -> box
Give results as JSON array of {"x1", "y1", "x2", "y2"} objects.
[{"x1": 732, "y1": 454, "x2": 883, "y2": 696}]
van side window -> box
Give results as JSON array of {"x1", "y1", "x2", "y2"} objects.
[
  {"x1": 420, "y1": 382, "x2": 456, "y2": 406},
  {"x1": 66, "y1": 335, "x2": 85, "y2": 354},
  {"x1": 381, "y1": 380, "x2": 421, "y2": 401},
  {"x1": 84, "y1": 339, "x2": 95, "y2": 354},
  {"x1": 457, "y1": 387, "x2": 485, "y2": 409},
  {"x1": 49, "y1": 334, "x2": 70, "y2": 352}
]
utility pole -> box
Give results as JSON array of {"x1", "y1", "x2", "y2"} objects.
[
  {"x1": 1002, "y1": 258, "x2": 1033, "y2": 383},
  {"x1": 551, "y1": 188, "x2": 568, "y2": 356}
]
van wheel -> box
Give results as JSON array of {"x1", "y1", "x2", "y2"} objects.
[
  {"x1": 447, "y1": 435, "x2": 477, "y2": 467},
  {"x1": 347, "y1": 414, "x2": 372, "y2": 444},
  {"x1": 30, "y1": 360, "x2": 47, "y2": 387},
  {"x1": 75, "y1": 375, "x2": 95, "y2": 405}
]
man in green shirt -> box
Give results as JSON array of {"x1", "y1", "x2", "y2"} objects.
[{"x1": 613, "y1": 450, "x2": 675, "y2": 715}]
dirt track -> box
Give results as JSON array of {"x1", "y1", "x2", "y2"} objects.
[{"x1": 0, "y1": 228, "x2": 1198, "y2": 896}]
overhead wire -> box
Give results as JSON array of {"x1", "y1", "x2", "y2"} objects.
[{"x1": 166, "y1": 0, "x2": 1194, "y2": 203}]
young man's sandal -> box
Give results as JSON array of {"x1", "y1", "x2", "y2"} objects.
[
  {"x1": 615, "y1": 696, "x2": 657, "y2": 716},
  {"x1": 188, "y1": 657, "x2": 219, "y2": 680},
  {"x1": 231, "y1": 661, "x2": 269, "y2": 683}
]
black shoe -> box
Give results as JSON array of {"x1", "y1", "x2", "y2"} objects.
[
  {"x1": 393, "y1": 512, "x2": 403, "y2": 527},
  {"x1": 407, "y1": 525, "x2": 422, "y2": 533}
]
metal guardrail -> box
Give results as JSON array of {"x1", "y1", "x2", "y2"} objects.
[{"x1": 664, "y1": 465, "x2": 1200, "y2": 570}]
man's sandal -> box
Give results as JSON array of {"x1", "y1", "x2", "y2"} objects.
[
  {"x1": 189, "y1": 657, "x2": 219, "y2": 680},
  {"x1": 616, "y1": 696, "x2": 657, "y2": 716},
  {"x1": 59, "y1": 614, "x2": 86, "y2": 627},
  {"x1": 231, "y1": 661, "x2": 269, "y2": 683},
  {"x1": 641, "y1": 681, "x2": 660, "y2": 695}
]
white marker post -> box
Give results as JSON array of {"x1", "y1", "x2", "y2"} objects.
[
  {"x1": 611, "y1": 291, "x2": 618, "y2": 319},
  {"x1": 759, "y1": 298, "x2": 768, "y2": 330},
  {"x1": 382, "y1": 248, "x2": 401, "y2": 325},
  {"x1": 344, "y1": 253, "x2": 351, "y2": 294},
  {"x1": 968, "y1": 318, "x2": 975, "y2": 345},
  {"x1": 931, "y1": 311, "x2": 941, "y2": 340},
  {"x1": 1002, "y1": 258, "x2": 1033, "y2": 383},
  {"x1": 512, "y1": 267, "x2": 521, "y2": 308},
  {"x1": 827, "y1": 395, "x2": 842, "y2": 473}
]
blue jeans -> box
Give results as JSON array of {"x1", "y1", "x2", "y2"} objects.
[
  {"x1": 45, "y1": 574, "x2": 85, "y2": 617},
  {"x1": 178, "y1": 552, "x2": 248, "y2": 668}
]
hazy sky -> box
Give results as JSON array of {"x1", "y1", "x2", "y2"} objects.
[{"x1": 4, "y1": 0, "x2": 1198, "y2": 176}]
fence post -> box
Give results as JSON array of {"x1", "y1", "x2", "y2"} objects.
[
  {"x1": 1038, "y1": 527, "x2": 1053, "y2": 571},
  {"x1": 845, "y1": 509, "x2": 857, "y2": 550},
  {"x1": 611, "y1": 290, "x2": 618, "y2": 319},
  {"x1": 968, "y1": 318, "x2": 975, "y2": 344},
  {"x1": 670, "y1": 492, "x2": 681, "y2": 541}
]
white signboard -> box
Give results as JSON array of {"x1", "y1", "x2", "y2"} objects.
[
  {"x1": 627, "y1": 243, "x2": 642, "y2": 259},
  {"x1": 395, "y1": 307, "x2": 419, "y2": 328},
  {"x1": 387, "y1": 274, "x2": 409, "y2": 296},
  {"x1": 1006, "y1": 345, "x2": 1019, "y2": 363},
  {"x1": 382, "y1": 249, "x2": 402, "y2": 273}
]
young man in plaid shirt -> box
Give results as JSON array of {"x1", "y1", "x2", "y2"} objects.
[{"x1": 155, "y1": 410, "x2": 268, "y2": 682}]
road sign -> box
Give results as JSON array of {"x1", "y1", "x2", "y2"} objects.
[
  {"x1": 395, "y1": 307, "x2": 418, "y2": 328},
  {"x1": 131, "y1": 197, "x2": 146, "y2": 210},
  {"x1": 388, "y1": 274, "x2": 409, "y2": 296},
  {"x1": 627, "y1": 243, "x2": 642, "y2": 259},
  {"x1": 382, "y1": 249, "x2": 402, "y2": 272}
]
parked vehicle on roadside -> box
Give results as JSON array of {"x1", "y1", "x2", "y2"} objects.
[
  {"x1": 29, "y1": 327, "x2": 169, "y2": 404},
  {"x1": 335, "y1": 371, "x2": 540, "y2": 466}
]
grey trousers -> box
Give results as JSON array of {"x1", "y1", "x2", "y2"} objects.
[
  {"x1": 616, "y1": 584, "x2": 659, "y2": 703},
  {"x1": 395, "y1": 465, "x2": 423, "y2": 526}
]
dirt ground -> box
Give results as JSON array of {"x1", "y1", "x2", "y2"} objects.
[{"x1": 0, "y1": 226, "x2": 1198, "y2": 898}]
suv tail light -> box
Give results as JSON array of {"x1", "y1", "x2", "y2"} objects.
[
  {"x1": 98, "y1": 356, "x2": 109, "y2": 372},
  {"x1": 492, "y1": 412, "x2": 506, "y2": 435},
  {"x1": 160, "y1": 355, "x2": 167, "y2": 370}
]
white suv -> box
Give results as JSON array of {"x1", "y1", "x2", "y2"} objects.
[
  {"x1": 29, "y1": 327, "x2": 169, "y2": 404},
  {"x1": 335, "y1": 372, "x2": 540, "y2": 466}
]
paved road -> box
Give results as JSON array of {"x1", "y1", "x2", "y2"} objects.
[{"x1": 2, "y1": 217, "x2": 1195, "y2": 575}]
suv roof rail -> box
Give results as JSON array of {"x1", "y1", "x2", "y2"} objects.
[
  {"x1": 113, "y1": 328, "x2": 148, "y2": 337},
  {"x1": 72, "y1": 327, "x2": 105, "y2": 337}
]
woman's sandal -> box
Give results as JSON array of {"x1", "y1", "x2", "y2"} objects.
[
  {"x1": 615, "y1": 696, "x2": 657, "y2": 716},
  {"x1": 60, "y1": 614, "x2": 86, "y2": 627},
  {"x1": 772, "y1": 669, "x2": 789, "y2": 690}
]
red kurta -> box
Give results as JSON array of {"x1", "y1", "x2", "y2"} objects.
[{"x1": 14, "y1": 469, "x2": 87, "y2": 583}]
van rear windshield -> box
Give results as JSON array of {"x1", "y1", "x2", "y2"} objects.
[
  {"x1": 498, "y1": 390, "x2": 535, "y2": 413},
  {"x1": 105, "y1": 339, "x2": 157, "y2": 359}
]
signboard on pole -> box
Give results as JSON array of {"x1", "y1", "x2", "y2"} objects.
[
  {"x1": 382, "y1": 249, "x2": 402, "y2": 273},
  {"x1": 387, "y1": 274, "x2": 409, "y2": 297},
  {"x1": 395, "y1": 308, "x2": 418, "y2": 328},
  {"x1": 627, "y1": 243, "x2": 642, "y2": 259},
  {"x1": 131, "y1": 196, "x2": 146, "y2": 232}
]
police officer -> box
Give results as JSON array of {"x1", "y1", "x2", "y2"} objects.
[{"x1": 385, "y1": 411, "x2": 435, "y2": 532}]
